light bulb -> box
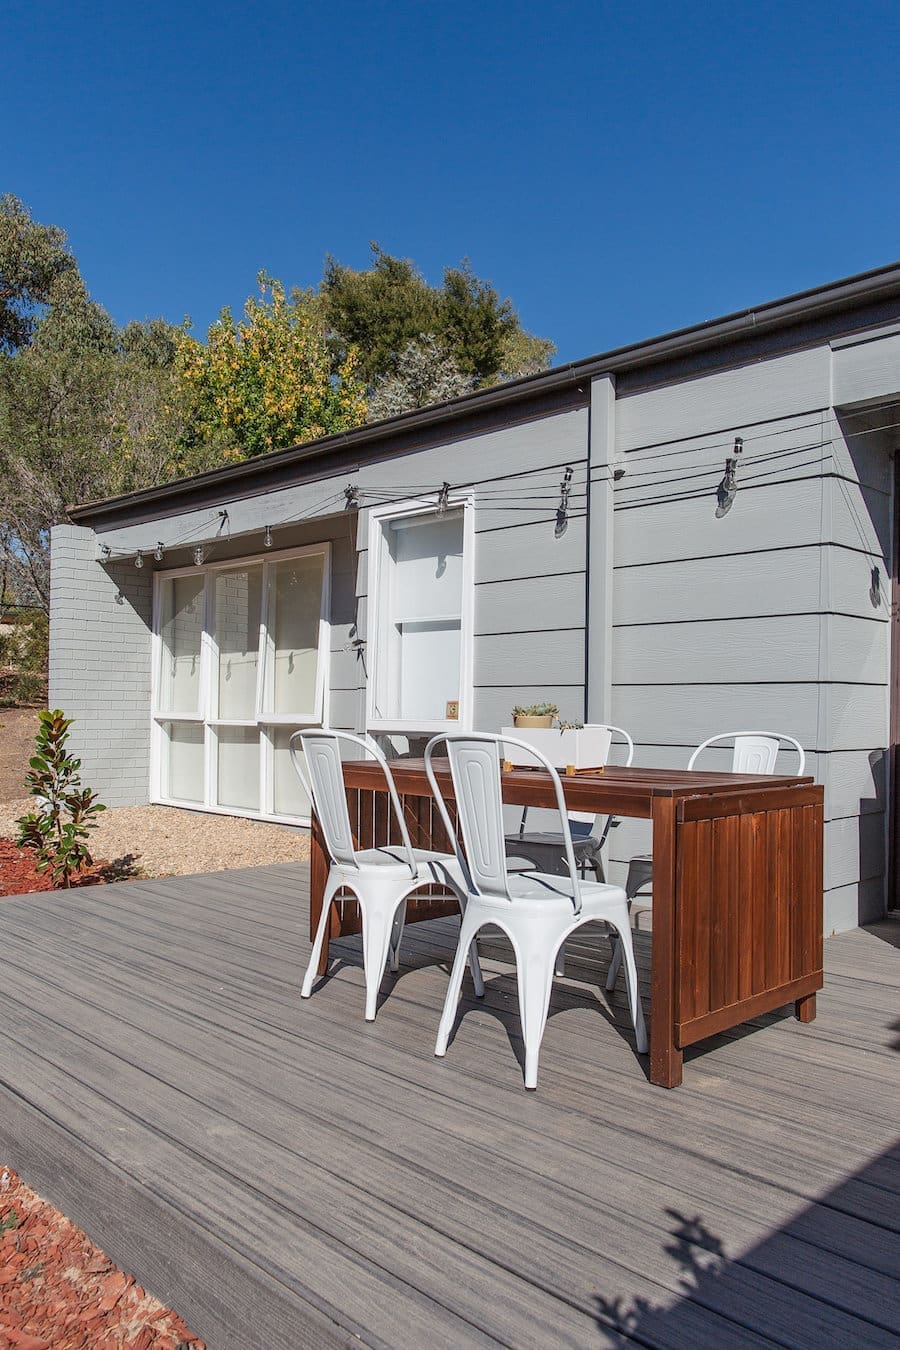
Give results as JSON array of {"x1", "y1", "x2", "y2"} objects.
[
  {"x1": 193, "y1": 545, "x2": 206, "y2": 566},
  {"x1": 264, "y1": 525, "x2": 273, "y2": 548},
  {"x1": 134, "y1": 549, "x2": 144, "y2": 569},
  {"x1": 154, "y1": 542, "x2": 164, "y2": 562}
]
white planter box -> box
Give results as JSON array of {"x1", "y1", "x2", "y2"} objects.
[{"x1": 500, "y1": 725, "x2": 613, "y2": 770}]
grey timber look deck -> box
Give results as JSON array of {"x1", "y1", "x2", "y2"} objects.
[{"x1": 0, "y1": 863, "x2": 897, "y2": 1349}]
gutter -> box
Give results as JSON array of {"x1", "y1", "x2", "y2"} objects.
[{"x1": 68, "y1": 260, "x2": 900, "y2": 526}]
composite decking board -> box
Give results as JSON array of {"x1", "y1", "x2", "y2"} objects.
[
  {"x1": 0, "y1": 972, "x2": 895, "y2": 1339},
  {"x1": 20, "y1": 910, "x2": 894, "y2": 1142},
  {"x1": 8, "y1": 910, "x2": 897, "y2": 1148},
  {"x1": 1, "y1": 961, "x2": 896, "y2": 1333},
  {"x1": 3, "y1": 904, "x2": 897, "y2": 1156},
  {"x1": 2, "y1": 898, "x2": 893, "y2": 1156},
  {"x1": 0, "y1": 873, "x2": 897, "y2": 1348}
]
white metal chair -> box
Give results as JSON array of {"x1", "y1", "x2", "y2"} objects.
[
  {"x1": 291, "y1": 729, "x2": 484, "y2": 1021},
  {"x1": 613, "y1": 730, "x2": 807, "y2": 990},
  {"x1": 505, "y1": 724, "x2": 635, "y2": 881},
  {"x1": 425, "y1": 732, "x2": 647, "y2": 1090}
]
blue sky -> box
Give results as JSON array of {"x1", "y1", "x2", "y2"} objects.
[{"x1": 4, "y1": 0, "x2": 899, "y2": 363}]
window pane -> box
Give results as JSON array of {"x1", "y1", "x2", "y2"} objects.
[
  {"x1": 164, "y1": 722, "x2": 204, "y2": 802},
  {"x1": 376, "y1": 511, "x2": 464, "y2": 722},
  {"x1": 398, "y1": 619, "x2": 461, "y2": 720},
  {"x1": 267, "y1": 554, "x2": 325, "y2": 716},
  {"x1": 271, "y1": 728, "x2": 311, "y2": 818},
  {"x1": 214, "y1": 566, "x2": 262, "y2": 719},
  {"x1": 390, "y1": 512, "x2": 463, "y2": 620},
  {"x1": 158, "y1": 575, "x2": 204, "y2": 714},
  {"x1": 217, "y1": 728, "x2": 259, "y2": 810}
]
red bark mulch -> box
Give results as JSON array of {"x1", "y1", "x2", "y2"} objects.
[
  {"x1": 0, "y1": 839, "x2": 107, "y2": 898},
  {"x1": 0, "y1": 1167, "x2": 204, "y2": 1349}
]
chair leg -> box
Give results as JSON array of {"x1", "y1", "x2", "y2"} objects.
[
  {"x1": 468, "y1": 938, "x2": 485, "y2": 998},
  {"x1": 554, "y1": 943, "x2": 566, "y2": 978},
  {"x1": 605, "y1": 931, "x2": 623, "y2": 991},
  {"x1": 301, "y1": 870, "x2": 343, "y2": 998},
  {"x1": 435, "y1": 909, "x2": 482, "y2": 1057},
  {"x1": 514, "y1": 926, "x2": 563, "y2": 1090},
  {"x1": 609, "y1": 912, "x2": 648, "y2": 1054},
  {"x1": 361, "y1": 882, "x2": 411, "y2": 1022},
  {"x1": 388, "y1": 900, "x2": 407, "y2": 972}
]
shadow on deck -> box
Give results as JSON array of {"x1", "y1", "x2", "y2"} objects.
[{"x1": 0, "y1": 864, "x2": 897, "y2": 1348}]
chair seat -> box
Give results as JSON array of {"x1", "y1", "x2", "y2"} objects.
[
  {"x1": 337, "y1": 846, "x2": 462, "y2": 882},
  {"x1": 478, "y1": 869, "x2": 627, "y2": 917},
  {"x1": 508, "y1": 829, "x2": 600, "y2": 854},
  {"x1": 505, "y1": 830, "x2": 602, "y2": 878}
]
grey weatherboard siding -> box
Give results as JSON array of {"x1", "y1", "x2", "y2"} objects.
[{"x1": 54, "y1": 265, "x2": 900, "y2": 932}]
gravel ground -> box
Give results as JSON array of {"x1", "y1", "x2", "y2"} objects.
[{"x1": 0, "y1": 799, "x2": 310, "y2": 878}]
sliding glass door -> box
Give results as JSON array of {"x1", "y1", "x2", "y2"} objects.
[{"x1": 152, "y1": 544, "x2": 329, "y2": 823}]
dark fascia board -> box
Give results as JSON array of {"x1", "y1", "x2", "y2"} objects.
[{"x1": 69, "y1": 260, "x2": 900, "y2": 528}]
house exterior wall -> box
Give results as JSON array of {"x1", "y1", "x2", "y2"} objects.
[
  {"x1": 49, "y1": 524, "x2": 153, "y2": 807},
  {"x1": 599, "y1": 328, "x2": 900, "y2": 933},
  {"x1": 50, "y1": 298, "x2": 900, "y2": 933}
]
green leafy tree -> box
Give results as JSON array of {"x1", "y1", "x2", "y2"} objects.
[
  {"x1": 0, "y1": 268, "x2": 190, "y2": 612},
  {"x1": 175, "y1": 273, "x2": 368, "y2": 459},
  {"x1": 17, "y1": 709, "x2": 105, "y2": 888},
  {"x1": 320, "y1": 244, "x2": 556, "y2": 400},
  {"x1": 435, "y1": 259, "x2": 517, "y2": 381},
  {"x1": 322, "y1": 245, "x2": 438, "y2": 386},
  {"x1": 0, "y1": 195, "x2": 80, "y2": 353},
  {"x1": 368, "y1": 336, "x2": 474, "y2": 422}
]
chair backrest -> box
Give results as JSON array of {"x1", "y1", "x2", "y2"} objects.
[
  {"x1": 568, "y1": 724, "x2": 634, "y2": 827},
  {"x1": 687, "y1": 731, "x2": 806, "y2": 777},
  {"x1": 425, "y1": 732, "x2": 582, "y2": 912},
  {"x1": 290, "y1": 729, "x2": 418, "y2": 876}
]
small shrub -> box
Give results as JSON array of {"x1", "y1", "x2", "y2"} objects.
[
  {"x1": 12, "y1": 671, "x2": 46, "y2": 705},
  {"x1": 18, "y1": 611, "x2": 49, "y2": 674},
  {"x1": 16, "y1": 710, "x2": 106, "y2": 888}
]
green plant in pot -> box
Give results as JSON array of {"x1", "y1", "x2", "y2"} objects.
[{"x1": 512, "y1": 702, "x2": 559, "y2": 729}]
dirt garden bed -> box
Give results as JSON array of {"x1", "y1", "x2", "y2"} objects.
[
  {"x1": 0, "y1": 802, "x2": 310, "y2": 890},
  {"x1": 0, "y1": 706, "x2": 311, "y2": 891},
  {"x1": 0, "y1": 1166, "x2": 203, "y2": 1348}
]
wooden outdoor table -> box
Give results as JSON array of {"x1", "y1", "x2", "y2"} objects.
[{"x1": 309, "y1": 761, "x2": 824, "y2": 1088}]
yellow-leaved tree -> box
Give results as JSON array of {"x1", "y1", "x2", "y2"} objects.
[{"x1": 175, "y1": 272, "x2": 367, "y2": 461}]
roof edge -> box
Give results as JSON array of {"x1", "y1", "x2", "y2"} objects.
[{"x1": 69, "y1": 260, "x2": 900, "y2": 525}]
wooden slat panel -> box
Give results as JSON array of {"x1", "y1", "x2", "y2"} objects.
[
  {"x1": 359, "y1": 788, "x2": 374, "y2": 853},
  {"x1": 709, "y1": 817, "x2": 729, "y2": 1012},
  {"x1": 771, "y1": 804, "x2": 793, "y2": 988},
  {"x1": 737, "y1": 812, "x2": 761, "y2": 1001},
  {"x1": 373, "y1": 787, "x2": 389, "y2": 849},
  {"x1": 676, "y1": 816, "x2": 711, "y2": 1025},
  {"x1": 677, "y1": 971, "x2": 824, "y2": 1045}
]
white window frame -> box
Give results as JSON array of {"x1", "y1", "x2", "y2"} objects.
[
  {"x1": 150, "y1": 541, "x2": 331, "y2": 825},
  {"x1": 365, "y1": 494, "x2": 475, "y2": 735}
]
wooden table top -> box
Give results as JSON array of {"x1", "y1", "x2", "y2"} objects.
[{"x1": 341, "y1": 758, "x2": 817, "y2": 819}]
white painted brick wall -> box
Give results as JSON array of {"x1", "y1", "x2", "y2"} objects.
[{"x1": 49, "y1": 524, "x2": 152, "y2": 808}]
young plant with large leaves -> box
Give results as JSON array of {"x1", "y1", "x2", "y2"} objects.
[{"x1": 16, "y1": 710, "x2": 105, "y2": 888}]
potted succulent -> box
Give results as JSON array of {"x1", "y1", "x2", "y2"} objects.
[
  {"x1": 511, "y1": 702, "x2": 559, "y2": 729},
  {"x1": 502, "y1": 712, "x2": 613, "y2": 770}
]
